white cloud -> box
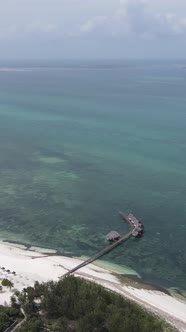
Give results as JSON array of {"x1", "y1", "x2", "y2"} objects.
[
  {"x1": 80, "y1": 16, "x2": 107, "y2": 33},
  {"x1": 78, "y1": 0, "x2": 186, "y2": 38},
  {"x1": 26, "y1": 22, "x2": 58, "y2": 34},
  {"x1": 1, "y1": 0, "x2": 186, "y2": 40},
  {"x1": 0, "y1": 0, "x2": 186, "y2": 58},
  {"x1": 0, "y1": 21, "x2": 58, "y2": 40}
]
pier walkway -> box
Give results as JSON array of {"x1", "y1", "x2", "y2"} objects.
[
  {"x1": 61, "y1": 212, "x2": 143, "y2": 279},
  {"x1": 61, "y1": 231, "x2": 133, "y2": 279}
]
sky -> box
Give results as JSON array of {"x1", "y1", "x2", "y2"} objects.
[{"x1": 1, "y1": 0, "x2": 186, "y2": 59}]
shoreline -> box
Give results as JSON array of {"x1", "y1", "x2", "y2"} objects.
[
  {"x1": 3, "y1": 239, "x2": 185, "y2": 296},
  {"x1": 0, "y1": 241, "x2": 186, "y2": 331}
]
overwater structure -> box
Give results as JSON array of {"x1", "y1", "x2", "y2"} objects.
[{"x1": 62, "y1": 212, "x2": 144, "y2": 278}]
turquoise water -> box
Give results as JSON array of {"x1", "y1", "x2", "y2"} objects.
[{"x1": 0, "y1": 60, "x2": 186, "y2": 289}]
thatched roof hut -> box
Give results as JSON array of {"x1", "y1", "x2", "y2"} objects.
[{"x1": 106, "y1": 231, "x2": 121, "y2": 241}]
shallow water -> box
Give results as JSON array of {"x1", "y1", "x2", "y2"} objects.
[{"x1": 0, "y1": 60, "x2": 186, "y2": 290}]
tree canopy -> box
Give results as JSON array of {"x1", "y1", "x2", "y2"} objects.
[
  {"x1": 0, "y1": 305, "x2": 22, "y2": 332},
  {"x1": 1, "y1": 278, "x2": 14, "y2": 289},
  {"x1": 13, "y1": 276, "x2": 177, "y2": 332}
]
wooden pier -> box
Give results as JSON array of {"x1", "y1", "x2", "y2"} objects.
[
  {"x1": 119, "y1": 212, "x2": 144, "y2": 238},
  {"x1": 61, "y1": 212, "x2": 144, "y2": 279}
]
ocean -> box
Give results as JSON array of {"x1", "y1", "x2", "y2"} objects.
[{"x1": 0, "y1": 60, "x2": 186, "y2": 290}]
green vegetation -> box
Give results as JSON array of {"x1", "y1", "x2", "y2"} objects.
[
  {"x1": 11, "y1": 276, "x2": 176, "y2": 332},
  {"x1": 1, "y1": 278, "x2": 14, "y2": 289},
  {"x1": 0, "y1": 304, "x2": 22, "y2": 332}
]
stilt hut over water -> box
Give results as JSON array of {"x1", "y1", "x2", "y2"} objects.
[
  {"x1": 106, "y1": 231, "x2": 121, "y2": 242},
  {"x1": 128, "y1": 213, "x2": 144, "y2": 237}
]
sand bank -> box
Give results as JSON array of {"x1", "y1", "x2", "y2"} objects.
[{"x1": 0, "y1": 242, "x2": 185, "y2": 331}]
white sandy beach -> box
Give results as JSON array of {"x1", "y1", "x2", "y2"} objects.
[{"x1": 0, "y1": 242, "x2": 185, "y2": 331}]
